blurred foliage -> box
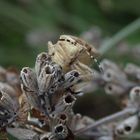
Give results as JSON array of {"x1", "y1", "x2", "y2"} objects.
[{"x1": 0, "y1": 0, "x2": 140, "y2": 68}]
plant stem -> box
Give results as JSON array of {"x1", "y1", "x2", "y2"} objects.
[
  {"x1": 75, "y1": 108, "x2": 137, "y2": 135},
  {"x1": 99, "y1": 18, "x2": 140, "y2": 54}
]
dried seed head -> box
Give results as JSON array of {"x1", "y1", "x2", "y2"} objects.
[
  {"x1": 115, "y1": 115, "x2": 138, "y2": 137},
  {"x1": 0, "y1": 82, "x2": 17, "y2": 100},
  {"x1": 63, "y1": 70, "x2": 80, "y2": 88},
  {"x1": 130, "y1": 86, "x2": 140, "y2": 103},
  {"x1": 38, "y1": 64, "x2": 55, "y2": 93},
  {"x1": 20, "y1": 67, "x2": 42, "y2": 111},
  {"x1": 125, "y1": 63, "x2": 140, "y2": 79},
  {"x1": 53, "y1": 94, "x2": 76, "y2": 115},
  {"x1": 0, "y1": 89, "x2": 19, "y2": 128},
  {"x1": 40, "y1": 133, "x2": 51, "y2": 140},
  {"x1": 35, "y1": 52, "x2": 51, "y2": 77},
  {"x1": 105, "y1": 83, "x2": 125, "y2": 95},
  {"x1": 103, "y1": 69, "x2": 115, "y2": 82},
  {"x1": 64, "y1": 94, "x2": 76, "y2": 105},
  {"x1": 58, "y1": 113, "x2": 68, "y2": 123},
  {"x1": 54, "y1": 124, "x2": 68, "y2": 139},
  {"x1": 101, "y1": 59, "x2": 127, "y2": 82},
  {"x1": 70, "y1": 114, "x2": 94, "y2": 131},
  {"x1": 50, "y1": 112, "x2": 69, "y2": 128},
  {"x1": 20, "y1": 67, "x2": 37, "y2": 91},
  {"x1": 101, "y1": 59, "x2": 119, "y2": 70}
]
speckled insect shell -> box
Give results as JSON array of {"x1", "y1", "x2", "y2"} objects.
[{"x1": 48, "y1": 35, "x2": 99, "y2": 72}]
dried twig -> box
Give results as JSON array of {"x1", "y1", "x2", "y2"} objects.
[{"x1": 75, "y1": 108, "x2": 137, "y2": 135}]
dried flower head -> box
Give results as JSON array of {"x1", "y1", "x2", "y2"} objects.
[
  {"x1": 115, "y1": 115, "x2": 138, "y2": 137},
  {"x1": 0, "y1": 87, "x2": 19, "y2": 128},
  {"x1": 20, "y1": 50, "x2": 86, "y2": 139}
]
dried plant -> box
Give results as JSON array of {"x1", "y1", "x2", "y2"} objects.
[{"x1": 0, "y1": 35, "x2": 140, "y2": 140}]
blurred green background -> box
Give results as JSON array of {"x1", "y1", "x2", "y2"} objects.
[
  {"x1": 0, "y1": 0, "x2": 140, "y2": 139},
  {"x1": 0, "y1": 0, "x2": 140, "y2": 68}
]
